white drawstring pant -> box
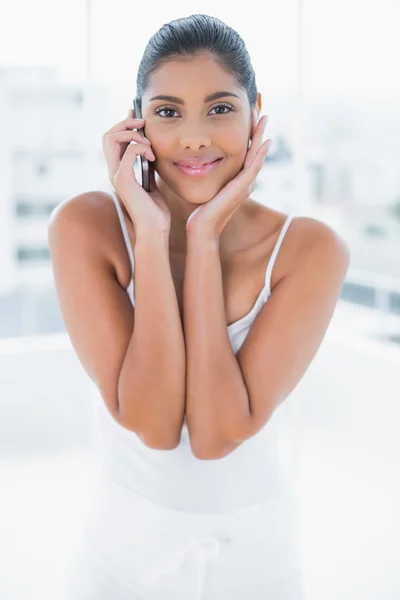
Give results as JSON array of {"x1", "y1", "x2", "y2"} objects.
[{"x1": 63, "y1": 477, "x2": 309, "y2": 600}]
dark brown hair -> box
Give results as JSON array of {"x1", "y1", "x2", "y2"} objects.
[{"x1": 136, "y1": 14, "x2": 258, "y2": 109}]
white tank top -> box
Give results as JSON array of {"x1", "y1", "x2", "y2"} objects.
[{"x1": 91, "y1": 190, "x2": 297, "y2": 513}]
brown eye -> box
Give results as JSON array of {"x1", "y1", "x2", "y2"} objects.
[
  {"x1": 209, "y1": 103, "x2": 234, "y2": 115},
  {"x1": 154, "y1": 107, "x2": 178, "y2": 118}
]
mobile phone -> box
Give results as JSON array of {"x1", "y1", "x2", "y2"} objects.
[{"x1": 133, "y1": 98, "x2": 151, "y2": 192}]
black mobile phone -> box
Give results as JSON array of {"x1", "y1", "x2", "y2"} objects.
[{"x1": 133, "y1": 98, "x2": 151, "y2": 192}]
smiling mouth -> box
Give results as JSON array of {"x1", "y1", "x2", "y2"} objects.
[{"x1": 174, "y1": 158, "x2": 223, "y2": 176}]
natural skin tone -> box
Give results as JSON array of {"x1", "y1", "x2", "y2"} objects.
[
  {"x1": 136, "y1": 53, "x2": 274, "y2": 456},
  {"x1": 139, "y1": 53, "x2": 271, "y2": 255},
  {"x1": 120, "y1": 52, "x2": 349, "y2": 458},
  {"x1": 48, "y1": 51, "x2": 348, "y2": 457}
]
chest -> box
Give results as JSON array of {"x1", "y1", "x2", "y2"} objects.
[
  {"x1": 162, "y1": 241, "x2": 281, "y2": 330},
  {"x1": 113, "y1": 213, "x2": 294, "y2": 329}
]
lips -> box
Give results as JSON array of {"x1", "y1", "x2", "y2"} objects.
[
  {"x1": 174, "y1": 158, "x2": 223, "y2": 177},
  {"x1": 175, "y1": 158, "x2": 222, "y2": 167}
]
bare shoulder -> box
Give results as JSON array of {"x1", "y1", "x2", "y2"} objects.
[
  {"x1": 279, "y1": 213, "x2": 351, "y2": 287},
  {"x1": 49, "y1": 190, "x2": 118, "y2": 236},
  {"x1": 251, "y1": 201, "x2": 349, "y2": 252},
  {"x1": 289, "y1": 214, "x2": 351, "y2": 267},
  {"x1": 247, "y1": 202, "x2": 350, "y2": 290},
  {"x1": 48, "y1": 190, "x2": 132, "y2": 286}
]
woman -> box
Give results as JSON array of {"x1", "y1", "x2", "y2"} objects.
[{"x1": 49, "y1": 13, "x2": 350, "y2": 600}]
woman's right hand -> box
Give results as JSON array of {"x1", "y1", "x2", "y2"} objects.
[{"x1": 102, "y1": 107, "x2": 171, "y2": 239}]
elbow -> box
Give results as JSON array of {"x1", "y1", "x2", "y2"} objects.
[
  {"x1": 139, "y1": 430, "x2": 181, "y2": 451},
  {"x1": 115, "y1": 403, "x2": 181, "y2": 451},
  {"x1": 119, "y1": 415, "x2": 180, "y2": 450},
  {"x1": 190, "y1": 435, "x2": 237, "y2": 460},
  {"x1": 116, "y1": 369, "x2": 185, "y2": 450},
  {"x1": 190, "y1": 418, "x2": 252, "y2": 460},
  {"x1": 191, "y1": 447, "x2": 218, "y2": 460},
  {"x1": 191, "y1": 440, "x2": 241, "y2": 460}
]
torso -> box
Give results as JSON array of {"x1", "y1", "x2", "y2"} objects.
[{"x1": 84, "y1": 191, "x2": 303, "y2": 328}]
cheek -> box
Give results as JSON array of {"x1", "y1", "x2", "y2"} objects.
[
  {"x1": 220, "y1": 129, "x2": 250, "y2": 157},
  {"x1": 142, "y1": 123, "x2": 169, "y2": 151},
  {"x1": 147, "y1": 138, "x2": 169, "y2": 158}
]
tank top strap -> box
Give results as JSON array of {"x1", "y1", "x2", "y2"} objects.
[
  {"x1": 109, "y1": 190, "x2": 135, "y2": 278},
  {"x1": 264, "y1": 214, "x2": 295, "y2": 296}
]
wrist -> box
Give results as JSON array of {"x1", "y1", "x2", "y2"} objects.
[
  {"x1": 134, "y1": 229, "x2": 170, "y2": 250},
  {"x1": 186, "y1": 229, "x2": 220, "y2": 250}
]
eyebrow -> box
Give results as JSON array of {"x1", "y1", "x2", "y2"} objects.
[{"x1": 148, "y1": 91, "x2": 241, "y2": 104}]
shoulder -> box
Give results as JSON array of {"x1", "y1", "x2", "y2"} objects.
[
  {"x1": 251, "y1": 198, "x2": 350, "y2": 259},
  {"x1": 48, "y1": 190, "x2": 130, "y2": 276},
  {"x1": 48, "y1": 190, "x2": 117, "y2": 232},
  {"x1": 292, "y1": 216, "x2": 350, "y2": 263},
  {"x1": 283, "y1": 216, "x2": 351, "y2": 289},
  {"x1": 250, "y1": 204, "x2": 350, "y2": 288},
  {"x1": 256, "y1": 202, "x2": 350, "y2": 257},
  {"x1": 248, "y1": 202, "x2": 349, "y2": 258}
]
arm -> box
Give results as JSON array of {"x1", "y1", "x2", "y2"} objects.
[
  {"x1": 118, "y1": 232, "x2": 186, "y2": 449},
  {"x1": 184, "y1": 220, "x2": 350, "y2": 460},
  {"x1": 48, "y1": 193, "x2": 185, "y2": 450},
  {"x1": 183, "y1": 234, "x2": 250, "y2": 459}
]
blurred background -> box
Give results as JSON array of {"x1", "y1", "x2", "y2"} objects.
[{"x1": 0, "y1": 1, "x2": 399, "y2": 599}]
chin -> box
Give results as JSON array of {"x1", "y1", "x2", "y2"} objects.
[
  {"x1": 160, "y1": 175, "x2": 219, "y2": 204},
  {"x1": 177, "y1": 185, "x2": 220, "y2": 205},
  {"x1": 157, "y1": 162, "x2": 233, "y2": 204}
]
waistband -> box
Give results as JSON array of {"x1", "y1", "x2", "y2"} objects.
[{"x1": 99, "y1": 473, "x2": 298, "y2": 518}]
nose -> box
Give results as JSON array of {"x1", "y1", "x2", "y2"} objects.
[{"x1": 178, "y1": 124, "x2": 212, "y2": 152}]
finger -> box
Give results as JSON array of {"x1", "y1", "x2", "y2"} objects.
[
  {"x1": 119, "y1": 141, "x2": 155, "y2": 175},
  {"x1": 104, "y1": 116, "x2": 145, "y2": 137},
  {"x1": 106, "y1": 130, "x2": 151, "y2": 168},
  {"x1": 250, "y1": 116, "x2": 268, "y2": 157},
  {"x1": 259, "y1": 138, "x2": 273, "y2": 159},
  {"x1": 106, "y1": 131, "x2": 152, "y2": 176},
  {"x1": 244, "y1": 116, "x2": 268, "y2": 169},
  {"x1": 237, "y1": 139, "x2": 271, "y2": 194},
  {"x1": 210, "y1": 135, "x2": 270, "y2": 209},
  {"x1": 252, "y1": 139, "x2": 272, "y2": 172},
  {"x1": 107, "y1": 130, "x2": 151, "y2": 144}
]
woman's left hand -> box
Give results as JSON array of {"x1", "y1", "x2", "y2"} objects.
[{"x1": 185, "y1": 114, "x2": 273, "y2": 240}]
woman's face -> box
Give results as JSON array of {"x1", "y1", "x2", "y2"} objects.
[{"x1": 141, "y1": 53, "x2": 258, "y2": 205}]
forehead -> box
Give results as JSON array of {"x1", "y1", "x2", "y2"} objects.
[{"x1": 144, "y1": 54, "x2": 245, "y2": 100}]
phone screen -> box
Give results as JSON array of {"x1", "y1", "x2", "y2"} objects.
[{"x1": 133, "y1": 98, "x2": 150, "y2": 192}]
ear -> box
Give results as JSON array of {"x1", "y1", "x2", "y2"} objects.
[
  {"x1": 256, "y1": 91, "x2": 262, "y2": 114},
  {"x1": 253, "y1": 93, "x2": 262, "y2": 133},
  {"x1": 248, "y1": 91, "x2": 262, "y2": 147},
  {"x1": 248, "y1": 109, "x2": 259, "y2": 146}
]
